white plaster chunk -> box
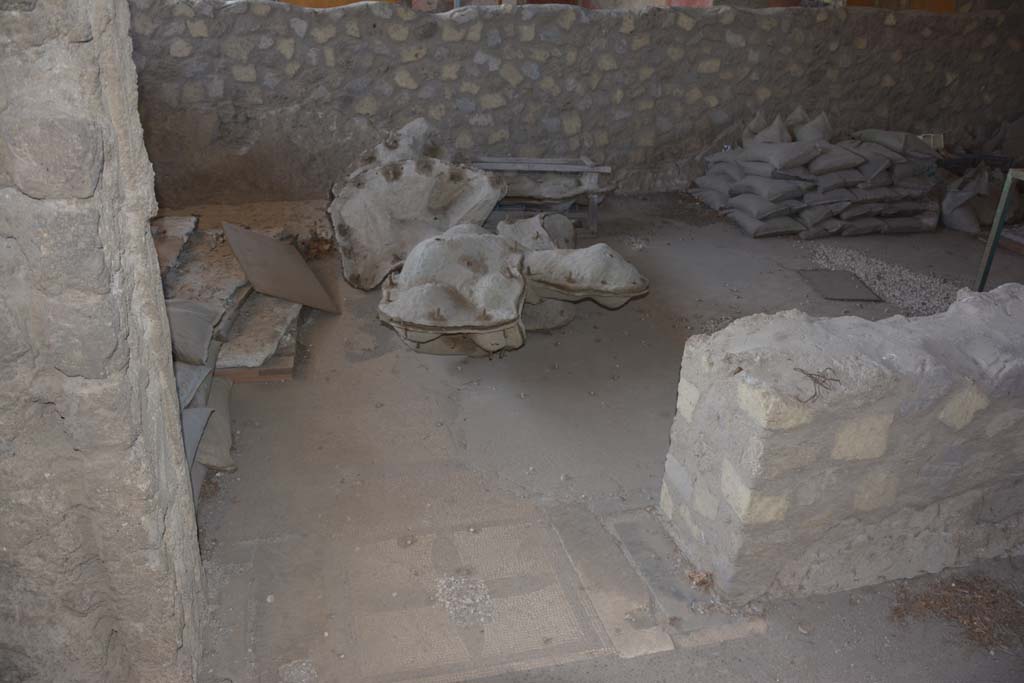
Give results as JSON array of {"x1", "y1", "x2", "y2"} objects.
[
  {"x1": 676, "y1": 378, "x2": 700, "y2": 422},
  {"x1": 831, "y1": 413, "x2": 893, "y2": 461},
  {"x1": 938, "y1": 382, "x2": 990, "y2": 431}
]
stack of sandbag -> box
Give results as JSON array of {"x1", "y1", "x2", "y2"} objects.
[
  {"x1": 691, "y1": 107, "x2": 941, "y2": 239},
  {"x1": 940, "y1": 163, "x2": 1023, "y2": 235}
]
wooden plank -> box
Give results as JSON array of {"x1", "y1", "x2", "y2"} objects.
[{"x1": 215, "y1": 353, "x2": 294, "y2": 383}]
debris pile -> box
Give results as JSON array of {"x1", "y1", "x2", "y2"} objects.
[
  {"x1": 329, "y1": 119, "x2": 648, "y2": 356},
  {"x1": 691, "y1": 107, "x2": 942, "y2": 239},
  {"x1": 152, "y1": 214, "x2": 337, "y2": 498}
]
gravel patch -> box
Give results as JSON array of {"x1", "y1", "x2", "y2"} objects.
[
  {"x1": 435, "y1": 575, "x2": 495, "y2": 627},
  {"x1": 809, "y1": 244, "x2": 962, "y2": 317}
]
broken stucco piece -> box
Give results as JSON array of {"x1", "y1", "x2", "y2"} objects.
[
  {"x1": 150, "y1": 215, "x2": 197, "y2": 276},
  {"x1": 661, "y1": 284, "x2": 1024, "y2": 604},
  {"x1": 524, "y1": 243, "x2": 649, "y2": 308},
  {"x1": 164, "y1": 227, "x2": 249, "y2": 314},
  {"x1": 218, "y1": 293, "x2": 302, "y2": 369},
  {"x1": 196, "y1": 377, "x2": 236, "y2": 473},
  {"x1": 496, "y1": 213, "x2": 575, "y2": 252},
  {"x1": 378, "y1": 224, "x2": 526, "y2": 355},
  {"x1": 328, "y1": 158, "x2": 506, "y2": 290}
]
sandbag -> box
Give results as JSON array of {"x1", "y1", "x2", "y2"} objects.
[
  {"x1": 741, "y1": 111, "x2": 769, "y2": 146},
  {"x1": 859, "y1": 157, "x2": 892, "y2": 181},
  {"x1": 730, "y1": 176, "x2": 806, "y2": 201},
  {"x1": 694, "y1": 174, "x2": 733, "y2": 196},
  {"x1": 839, "y1": 203, "x2": 887, "y2": 220},
  {"x1": 706, "y1": 147, "x2": 743, "y2": 164},
  {"x1": 794, "y1": 112, "x2": 833, "y2": 143},
  {"x1": 883, "y1": 212, "x2": 939, "y2": 234},
  {"x1": 803, "y1": 188, "x2": 857, "y2": 206},
  {"x1": 850, "y1": 187, "x2": 910, "y2": 203},
  {"x1": 742, "y1": 141, "x2": 822, "y2": 170},
  {"x1": 785, "y1": 105, "x2": 810, "y2": 128},
  {"x1": 891, "y1": 159, "x2": 932, "y2": 181},
  {"x1": 728, "y1": 211, "x2": 803, "y2": 238},
  {"x1": 858, "y1": 170, "x2": 893, "y2": 189},
  {"x1": 736, "y1": 161, "x2": 814, "y2": 181},
  {"x1": 942, "y1": 204, "x2": 980, "y2": 234},
  {"x1": 841, "y1": 216, "x2": 886, "y2": 236},
  {"x1": 690, "y1": 188, "x2": 730, "y2": 211},
  {"x1": 797, "y1": 202, "x2": 851, "y2": 228},
  {"x1": 728, "y1": 194, "x2": 796, "y2": 220},
  {"x1": 808, "y1": 144, "x2": 865, "y2": 175},
  {"x1": 854, "y1": 129, "x2": 938, "y2": 159},
  {"x1": 708, "y1": 161, "x2": 745, "y2": 183},
  {"x1": 799, "y1": 218, "x2": 846, "y2": 240},
  {"x1": 817, "y1": 169, "x2": 864, "y2": 193},
  {"x1": 838, "y1": 140, "x2": 907, "y2": 164},
  {"x1": 752, "y1": 115, "x2": 794, "y2": 144}
]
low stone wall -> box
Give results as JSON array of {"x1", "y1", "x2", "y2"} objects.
[
  {"x1": 0, "y1": 1, "x2": 201, "y2": 680},
  {"x1": 128, "y1": 0, "x2": 1024, "y2": 206},
  {"x1": 660, "y1": 284, "x2": 1024, "y2": 603}
]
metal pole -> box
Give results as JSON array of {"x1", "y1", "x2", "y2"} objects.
[{"x1": 974, "y1": 169, "x2": 1022, "y2": 292}]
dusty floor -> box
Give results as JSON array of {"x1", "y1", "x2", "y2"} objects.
[{"x1": 195, "y1": 195, "x2": 1024, "y2": 683}]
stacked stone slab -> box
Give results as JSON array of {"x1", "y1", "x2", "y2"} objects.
[
  {"x1": 0, "y1": 1, "x2": 202, "y2": 680},
  {"x1": 660, "y1": 284, "x2": 1024, "y2": 604},
  {"x1": 690, "y1": 109, "x2": 942, "y2": 239}
]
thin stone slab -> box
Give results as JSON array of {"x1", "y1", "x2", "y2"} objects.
[
  {"x1": 173, "y1": 361, "x2": 210, "y2": 410},
  {"x1": 151, "y1": 215, "x2": 197, "y2": 276},
  {"x1": 223, "y1": 222, "x2": 337, "y2": 313},
  {"x1": 163, "y1": 227, "x2": 248, "y2": 314},
  {"x1": 165, "y1": 299, "x2": 222, "y2": 365},
  {"x1": 181, "y1": 407, "x2": 213, "y2": 469},
  {"x1": 196, "y1": 377, "x2": 235, "y2": 473},
  {"x1": 798, "y1": 269, "x2": 881, "y2": 302},
  {"x1": 218, "y1": 293, "x2": 302, "y2": 369}
]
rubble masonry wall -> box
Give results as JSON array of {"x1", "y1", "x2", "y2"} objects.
[
  {"x1": 128, "y1": 0, "x2": 1024, "y2": 206},
  {"x1": 0, "y1": 1, "x2": 202, "y2": 681},
  {"x1": 660, "y1": 284, "x2": 1024, "y2": 604}
]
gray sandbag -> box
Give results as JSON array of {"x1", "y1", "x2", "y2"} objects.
[
  {"x1": 817, "y1": 169, "x2": 864, "y2": 193},
  {"x1": 708, "y1": 161, "x2": 745, "y2": 183},
  {"x1": 742, "y1": 141, "x2": 822, "y2": 170},
  {"x1": 798, "y1": 217, "x2": 846, "y2": 240},
  {"x1": 850, "y1": 187, "x2": 911, "y2": 203},
  {"x1": 695, "y1": 174, "x2": 732, "y2": 196},
  {"x1": 794, "y1": 112, "x2": 833, "y2": 143},
  {"x1": 879, "y1": 200, "x2": 937, "y2": 217},
  {"x1": 728, "y1": 211, "x2": 804, "y2": 238},
  {"x1": 797, "y1": 202, "x2": 851, "y2": 229},
  {"x1": 785, "y1": 105, "x2": 810, "y2": 129},
  {"x1": 854, "y1": 129, "x2": 938, "y2": 159},
  {"x1": 728, "y1": 194, "x2": 796, "y2": 220},
  {"x1": 838, "y1": 139, "x2": 907, "y2": 164},
  {"x1": 730, "y1": 176, "x2": 806, "y2": 201},
  {"x1": 741, "y1": 111, "x2": 769, "y2": 146},
  {"x1": 883, "y1": 212, "x2": 939, "y2": 234},
  {"x1": 841, "y1": 216, "x2": 886, "y2": 236},
  {"x1": 736, "y1": 161, "x2": 814, "y2": 181},
  {"x1": 859, "y1": 157, "x2": 892, "y2": 181},
  {"x1": 165, "y1": 299, "x2": 222, "y2": 365},
  {"x1": 706, "y1": 147, "x2": 743, "y2": 164},
  {"x1": 894, "y1": 176, "x2": 937, "y2": 197},
  {"x1": 808, "y1": 144, "x2": 865, "y2": 175},
  {"x1": 752, "y1": 115, "x2": 793, "y2": 144},
  {"x1": 803, "y1": 189, "x2": 857, "y2": 206},
  {"x1": 691, "y1": 189, "x2": 730, "y2": 211},
  {"x1": 891, "y1": 159, "x2": 933, "y2": 181},
  {"x1": 840, "y1": 203, "x2": 888, "y2": 220},
  {"x1": 858, "y1": 170, "x2": 893, "y2": 189},
  {"x1": 942, "y1": 204, "x2": 981, "y2": 234},
  {"x1": 196, "y1": 377, "x2": 236, "y2": 473}
]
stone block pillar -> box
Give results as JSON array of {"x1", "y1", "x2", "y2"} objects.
[
  {"x1": 0, "y1": 1, "x2": 202, "y2": 680},
  {"x1": 661, "y1": 286, "x2": 1024, "y2": 603}
]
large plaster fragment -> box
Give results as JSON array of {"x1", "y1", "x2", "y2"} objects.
[
  {"x1": 218, "y1": 293, "x2": 302, "y2": 369},
  {"x1": 524, "y1": 244, "x2": 650, "y2": 308},
  {"x1": 329, "y1": 158, "x2": 506, "y2": 290},
  {"x1": 496, "y1": 213, "x2": 575, "y2": 251},
  {"x1": 378, "y1": 225, "x2": 526, "y2": 355}
]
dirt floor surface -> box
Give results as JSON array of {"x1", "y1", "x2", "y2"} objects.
[{"x1": 193, "y1": 194, "x2": 1024, "y2": 683}]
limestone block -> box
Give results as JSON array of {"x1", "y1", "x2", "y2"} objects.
[
  {"x1": 737, "y1": 380, "x2": 812, "y2": 431},
  {"x1": 938, "y1": 382, "x2": 989, "y2": 431},
  {"x1": 720, "y1": 460, "x2": 788, "y2": 525},
  {"x1": 830, "y1": 413, "x2": 893, "y2": 461}
]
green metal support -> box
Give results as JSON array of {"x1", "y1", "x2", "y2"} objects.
[{"x1": 975, "y1": 168, "x2": 1024, "y2": 292}]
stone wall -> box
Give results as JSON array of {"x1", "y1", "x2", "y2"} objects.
[
  {"x1": 128, "y1": 0, "x2": 1024, "y2": 206},
  {"x1": 660, "y1": 284, "x2": 1024, "y2": 604},
  {"x1": 0, "y1": 1, "x2": 202, "y2": 681}
]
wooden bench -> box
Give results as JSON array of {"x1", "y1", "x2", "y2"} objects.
[{"x1": 472, "y1": 156, "x2": 612, "y2": 235}]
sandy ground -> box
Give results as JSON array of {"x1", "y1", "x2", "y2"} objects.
[{"x1": 194, "y1": 195, "x2": 1024, "y2": 683}]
